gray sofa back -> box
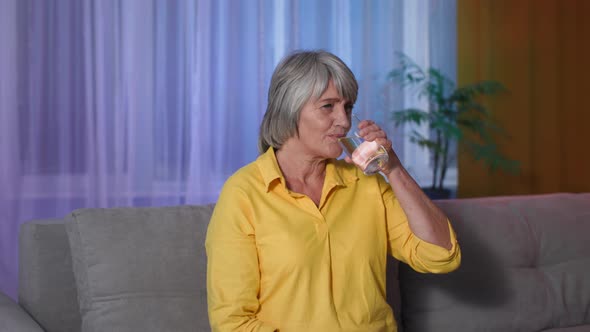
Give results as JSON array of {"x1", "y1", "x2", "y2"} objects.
[
  {"x1": 19, "y1": 219, "x2": 81, "y2": 332},
  {"x1": 18, "y1": 193, "x2": 590, "y2": 332},
  {"x1": 399, "y1": 193, "x2": 590, "y2": 331}
]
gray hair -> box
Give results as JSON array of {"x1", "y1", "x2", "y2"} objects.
[{"x1": 258, "y1": 50, "x2": 358, "y2": 153}]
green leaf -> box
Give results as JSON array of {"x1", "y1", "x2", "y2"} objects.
[
  {"x1": 462, "y1": 141, "x2": 520, "y2": 174},
  {"x1": 450, "y1": 81, "x2": 506, "y2": 103},
  {"x1": 391, "y1": 108, "x2": 430, "y2": 126},
  {"x1": 430, "y1": 119, "x2": 462, "y2": 140}
]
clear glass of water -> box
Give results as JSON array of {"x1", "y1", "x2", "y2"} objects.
[{"x1": 339, "y1": 114, "x2": 389, "y2": 175}]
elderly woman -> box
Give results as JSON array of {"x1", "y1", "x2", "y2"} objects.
[{"x1": 206, "y1": 50, "x2": 461, "y2": 332}]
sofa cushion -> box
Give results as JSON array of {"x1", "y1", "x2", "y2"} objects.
[
  {"x1": 65, "y1": 205, "x2": 214, "y2": 332},
  {"x1": 19, "y1": 218, "x2": 81, "y2": 332},
  {"x1": 542, "y1": 326, "x2": 590, "y2": 332},
  {"x1": 399, "y1": 193, "x2": 590, "y2": 332},
  {"x1": 0, "y1": 291, "x2": 44, "y2": 332}
]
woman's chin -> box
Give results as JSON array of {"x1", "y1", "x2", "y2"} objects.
[{"x1": 327, "y1": 146, "x2": 344, "y2": 159}]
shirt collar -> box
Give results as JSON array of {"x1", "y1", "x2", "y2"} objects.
[
  {"x1": 257, "y1": 147, "x2": 286, "y2": 192},
  {"x1": 257, "y1": 147, "x2": 358, "y2": 193}
]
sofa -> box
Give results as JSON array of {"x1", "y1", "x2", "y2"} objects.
[{"x1": 1, "y1": 193, "x2": 589, "y2": 332}]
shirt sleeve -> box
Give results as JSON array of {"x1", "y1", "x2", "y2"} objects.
[
  {"x1": 205, "y1": 183, "x2": 277, "y2": 332},
  {"x1": 378, "y1": 177, "x2": 461, "y2": 274}
]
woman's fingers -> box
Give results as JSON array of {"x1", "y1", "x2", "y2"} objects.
[
  {"x1": 375, "y1": 137, "x2": 392, "y2": 150},
  {"x1": 353, "y1": 118, "x2": 401, "y2": 173},
  {"x1": 358, "y1": 120, "x2": 391, "y2": 146},
  {"x1": 364, "y1": 130, "x2": 387, "y2": 141}
]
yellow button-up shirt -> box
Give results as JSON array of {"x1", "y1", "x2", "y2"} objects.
[{"x1": 206, "y1": 148, "x2": 460, "y2": 332}]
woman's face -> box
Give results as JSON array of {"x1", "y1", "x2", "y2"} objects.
[{"x1": 294, "y1": 80, "x2": 353, "y2": 160}]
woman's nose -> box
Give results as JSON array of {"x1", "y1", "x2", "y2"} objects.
[{"x1": 334, "y1": 105, "x2": 350, "y2": 128}]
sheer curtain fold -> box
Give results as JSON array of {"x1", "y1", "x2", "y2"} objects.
[
  {"x1": 0, "y1": 0, "x2": 455, "y2": 299},
  {"x1": 0, "y1": 0, "x2": 20, "y2": 300}
]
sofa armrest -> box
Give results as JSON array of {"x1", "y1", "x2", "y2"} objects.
[{"x1": 0, "y1": 291, "x2": 43, "y2": 332}]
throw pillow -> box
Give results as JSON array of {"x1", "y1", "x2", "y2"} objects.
[{"x1": 65, "y1": 205, "x2": 214, "y2": 332}]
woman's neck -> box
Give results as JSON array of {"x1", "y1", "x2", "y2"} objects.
[
  {"x1": 276, "y1": 147, "x2": 325, "y2": 184},
  {"x1": 275, "y1": 143, "x2": 326, "y2": 205}
]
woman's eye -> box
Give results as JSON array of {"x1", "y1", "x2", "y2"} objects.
[
  {"x1": 345, "y1": 105, "x2": 354, "y2": 114},
  {"x1": 321, "y1": 104, "x2": 334, "y2": 110}
]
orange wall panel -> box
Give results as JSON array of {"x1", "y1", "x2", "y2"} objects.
[{"x1": 457, "y1": 0, "x2": 590, "y2": 197}]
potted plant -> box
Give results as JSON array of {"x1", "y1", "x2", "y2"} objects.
[{"x1": 388, "y1": 53, "x2": 519, "y2": 199}]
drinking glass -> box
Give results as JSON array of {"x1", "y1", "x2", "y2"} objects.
[{"x1": 339, "y1": 114, "x2": 389, "y2": 175}]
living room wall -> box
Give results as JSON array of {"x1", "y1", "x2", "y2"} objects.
[{"x1": 457, "y1": 0, "x2": 590, "y2": 197}]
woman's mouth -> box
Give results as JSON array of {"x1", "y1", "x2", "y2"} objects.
[{"x1": 328, "y1": 134, "x2": 345, "y2": 142}]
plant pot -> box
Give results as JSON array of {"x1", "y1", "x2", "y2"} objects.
[{"x1": 422, "y1": 187, "x2": 453, "y2": 200}]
